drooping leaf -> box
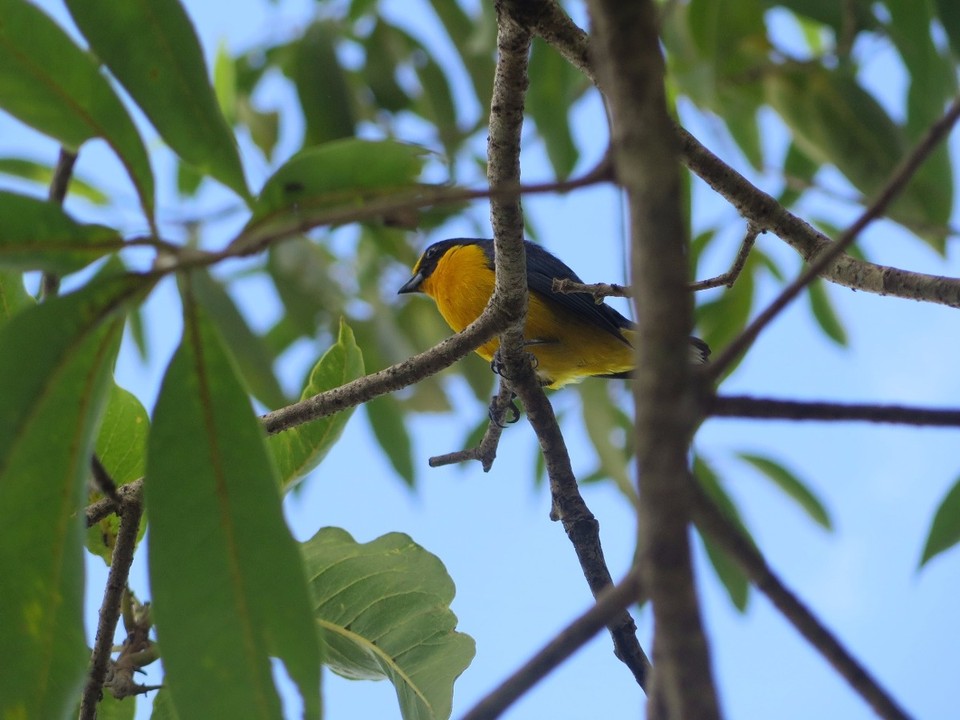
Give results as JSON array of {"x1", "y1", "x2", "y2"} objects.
[
  {"x1": 303, "y1": 527, "x2": 475, "y2": 720},
  {"x1": 693, "y1": 455, "x2": 752, "y2": 611},
  {"x1": 146, "y1": 282, "x2": 321, "y2": 720},
  {"x1": 738, "y1": 452, "x2": 832, "y2": 529},
  {"x1": 268, "y1": 318, "x2": 364, "y2": 489},
  {"x1": 806, "y1": 278, "x2": 847, "y2": 346},
  {"x1": 267, "y1": 238, "x2": 344, "y2": 337},
  {"x1": 0, "y1": 157, "x2": 109, "y2": 204},
  {"x1": 365, "y1": 394, "x2": 415, "y2": 487},
  {"x1": 527, "y1": 39, "x2": 581, "y2": 179},
  {"x1": 920, "y1": 475, "x2": 960, "y2": 567},
  {"x1": 778, "y1": 142, "x2": 819, "y2": 207},
  {"x1": 362, "y1": 21, "x2": 412, "y2": 113},
  {"x1": 87, "y1": 384, "x2": 150, "y2": 564},
  {"x1": 0, "y1": 0, "x2": 155, "y2": 226},
  {"x1": 65, "y1": 0, "x2": 250, "y2": 201},
  {"x1": 189, "y1": 270, "x2": 288, "y2": 410},
  {"x1": 0, "y1": 190, "x2": 123, "y2": 273},
  {"x1": 0, "y1": 273, "x2": 143, "y2": 720},
  {"x1": 293, "y1": 21, "x2": 355, "y2": 147}
]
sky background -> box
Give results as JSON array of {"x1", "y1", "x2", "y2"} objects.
[{"x1": 2, "y1": 1, "x2": 960, "y2": 718}]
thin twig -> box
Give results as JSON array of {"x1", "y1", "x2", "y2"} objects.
[
  {"x1": 687, "y1": 477, "x2": 912, "y2": 720},
  {"x1": 459, "y1": 567, "x2": 643, "y2": 720},
  {"x1": 90, "y1": 455, "x2": 122, "y2": 507},
  {"x1": 709, "y1": 395, "x2": 960, "y2": 426},
  {"x1": 706, "y1": 95, "x2": 960, "y2": 379},
  {"x1": 79, "y1": 484, "x2": 145, "y2": 720},
  {"x1": 429, "y1": 382, "x2": 513, "y2": 471},
  {"x1": 86, "y1": 478, "x2": 143, "y2": 527},
  {"x1": 689, "y1": 222, "x2": 762, "y2": 291},
  {"x1": 40, "y1": 148, "x2": 78, "y2": 300}
]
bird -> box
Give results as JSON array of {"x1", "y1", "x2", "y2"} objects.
[{"x1": 398, "y1": 238, "x2": 710, "y2": 389}]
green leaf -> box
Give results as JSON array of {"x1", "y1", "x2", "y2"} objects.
[
  {"x1": 92, "y1": 692, "x2": 136, "y2": 720},
  {"x1": 806, "y1": 278, "x2": 847, "y2": 346},
  {"x1": 0, "y1": 273, "x2": 141, "y2": 720},
  {"x1": 267, "y1": 238, "x2": 344, "y2": 337},
  {"x1": 738, "y1": 452, "x2": 832, "y2": 529},
  {"x1": 65, "y1": 0, "x2": 250, "y2": 201},
  {"x1": 87, "y1": 384, "x2": 150, "y2": 564},
  {"x1": 0, "y1": 0, "x2": 155, "y2": 227},
  {"x1": 935, "y1": 0, "x2": 960, "y2": 59},
  {"x1": 146, "y1": 282, "x2": 321, "y2": 720},
  {"x1": 365, "y1": 395, "x2": 415, "y2": 487},
  {"x1": 920, "y1": 475, "x2": 960, "y2": 567},
  {"x1": 293, "y1": 21, "x2": 355, "y2": 146},
  {"x1": 0, "y1": 157, "x2": 109, "y2": 204},
  {"x1": 304, "y1": 527, "x2": 475, "y2": 720},
  {"x1": 0, "y1": 190, "x2": 123, "y2": 273},
  {"x1": 189, "y1": 270, "x2": 288, "y2": 410},
  {"x1": 0, "y1": 270, "x2": 33, "y2": 326},
  {"x1": 778, "y1": 142, "x2": 818, "y2": 207},
  {"x1": 428, "y1": 0, "x2": 495, "y2": 110},
  {"x1": 527, "y1": 39, "x2": 581, "y2": 179},
  {"x1": 578, "y1": 382, "x2": 636, "y2": 502},
  {"x1": 362, "y1": 21, "x2": 413, "y2": 113},
  {"x1": 268, "y1": 319, "x2": 364, "y2": 489},
  {"x1": 693, "y1": 455, "x2": 752, "y2": 611},
  {"x1": 149, "y1": 689, "x2": 180, "y2": 720}
]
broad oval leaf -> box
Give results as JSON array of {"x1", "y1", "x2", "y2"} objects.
[
  {"x1": 738, "y1": 452, "x2": 832, "y2": 529},
  {"x1": 0, "y1": 190, "x2": 123, "y2": 273},
  {"x1": 303, "y1": 527, "x2": 475, "y2": 720},
  {"x1": 87, "y1": 383, "x2": 150, "y2": 564},
  {"x1": 0, "y1": 0, "x2": 155, "y2": 226},
  {"x1": 146, "y1": 286, "x2": 321, "y2": 720},
  {"x1": 268, "y1": 318, "x2": 364, "y2": 489},
  {"x1": 64, "y1": 0, "x2": 250, "y2": 201},
  {"x1": 0, "y1": 273, "x2": 142, "y2": 720},
  {"x1": 920, "y1": 475, "x2": 960, "y2": 567}
]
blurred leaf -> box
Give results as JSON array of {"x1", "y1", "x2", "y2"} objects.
[
  {"x1": 0, "y1": 191, "x2": 122, "y2": 273},
  {"x1": 935, "y1": 0, "x2": 960, "y2": 59},
  {"x1": 149, "y1": 690, "x2": 179, "y2": 720},
  {"x1": 88, "y1": 688, "x2": 135, "y2": 720},
  {"x1": 806, "y1": 278, "x2": 847, "y2": 346},
  {"x1": 189, "y1": 270, "x2": 288, "y2": 409},
  {"x1": 366, "y1": 394, "x2": 415, "y2": 486},
  {"x1": 0, "y1": 157, "x2": 109, "y2": 204},
  {"x1": 175, "y1": 158, "x2": 205, "y2": 198},
  {"x1": 268, "y1": 319, "x2": 364, "y2": 489},
  {"x1": 696, "y1": 257, "x2": 755, "y2": 366},
  {"x1": 127, "y1": 302, "x2": 149, "y2": 360},
  {"x1": 0, "y1": 273, "x2": 140, "y2": 720},
  {"x1": 363, "y1": 21, "x2": 412, "y2": 113},
  {"x1": 0, "y1": 270, "x2": 33, "y2": 326},
  {"x1": 237, "y1": 99, "x2": 281, "y2": 161},
  {"x1": 304, "y1": 527, "x2": 475, "y2": 720},
  {"x1": 294, "y1": 21, "x2": 355, "y2": 146},
  {"x1": 213, "y1": 40, "x2": 237, "y2": 124},
  {"x1": 245, "y1": 139, "x2": 429, "y2": 236},
  {"x1": 268, "y1": 238, "x2": 343, "y2": 336},
  {"x1": 721, "y1": 89, "x2": 764, "y2": 170},
  {"x1": 920, "y1": 475, "x2": 960, "y2": 567},
  {"x1": 738, "y1": 452, "x2": 832, "y2": 529},
  {"x1": 428, "y1": 0, "x2": 495, "y2": 113},
  {"x1": 778, "y1": 142, "x2": 819, "y2": 207},
  {"x1": 693, "y1": 455, "x2": 751, "y2": 611},
  {"x1": 764, "y1": 63, "x2": 951, "y2": 249},
  {"x1": 65, "y1": 0, "x2": 250, "y2": 201},
  {"x1": 146, "y1": 287, "x2": 321, "y2": 720},
  {"x1": 527, "y1": 39, "x2": 581, "y2": 179},
  {"x1": 0, "y1": 0, "x2": 155, "y2": 224},
  {"x1": 579, "y1": 382, "x2": 635, "y2": 501},
  {"x1": 412, "y1": 48, "x2": 461, "y2": 159},
  {"x1": 87, "y1": 384, "x2": 150, "y2": 564},
  {"x1": 759, "y1": 0, "x2": 874, "y2": 36}
]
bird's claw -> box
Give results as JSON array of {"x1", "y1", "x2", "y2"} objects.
[{"x1": 488, "y1": 392, "x2": 521, "y2": 427}]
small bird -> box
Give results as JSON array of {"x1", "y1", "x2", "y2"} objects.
[{"x1": 398, "y1": 238, "x2": 709, "y2": 389}]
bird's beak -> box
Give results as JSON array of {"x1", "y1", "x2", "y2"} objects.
[{"x1": 397, "y1": 271, "x2": 424, "y2": 294}]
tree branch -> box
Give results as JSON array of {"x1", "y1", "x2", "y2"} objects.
[
  {"x1": 40, "y1": 148, "x2": 77, "y2": 300},
  {"x1": 79, "y1": 483, "x2": 145, "y2": 720},
  {"x1": 687, "y1": 477, "x2": 911, "y2": 720},
  {"x1": 709, "y1": 395, "x2": 960, "y2": 426},
  {"x1": 586, "y1": 0, "x2": 720, "y2": 716},
  {"x1": 429, "y1": 381, "x2": 513, "y2": 471},
  {"x1": 459, "y1": 566, "x2": 643, "y2": 720}
]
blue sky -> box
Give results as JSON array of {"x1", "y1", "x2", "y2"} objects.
[{"x1": 2, "y1": 1, "x2": 959, "y2": 718}]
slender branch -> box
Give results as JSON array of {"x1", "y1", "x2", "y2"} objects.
[
  {"x1": 429, "y1": 382, "x2": 513, "y2": 471},
  {"x1": 706, "y1": 95, "x2": 960, "y2": 379},
  {"x1": 689, "y1": 222, "x2": 761, "y2": 291},
  {"x1": 709, "y1": 395, "x2": 960, "y2": 426},
  {"x1": 459, "y1": 567, "x2": 643, "y2": 720},
  {"x1": 687, "y1": 477, "x2": 911, "y2": 720},
  {"x1": 79, "y1": 484, "x2": 145, "y2": 720},
  {"x1": 86, "y1": 478, "x2": 143, "y2": 527},
  {"x1": 40, "y1": 148, "x2": 78, "y2": 300}
]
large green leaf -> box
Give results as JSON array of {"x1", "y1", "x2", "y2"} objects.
[
  {"x1": 268, "y1": 319, "x2": 364, "y2": 489},
  {"x1": 65, "y1": 0, "x2": 250, "y2": 201},
  {"x1": 0, "y1": 0, "x2": 155, "y2": 226},
  {"x1": 146, "y1": 285, "x2": 321, "y2": 720},
  {"x1": 0, "y1": 190, "x2": 123, "y2": 273},
  {"x1": 0, "y1": 273, "x2": 142, "y2": 720},
  {"x1": 920, "y1": 475, "x2": 960, "y2": 567},
  {"x1": 87, "y1": 384, "x2": 150, "y2": 564},
  {"x1": 303, "y1": 527, "x2": 475, "y2": 720}
]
